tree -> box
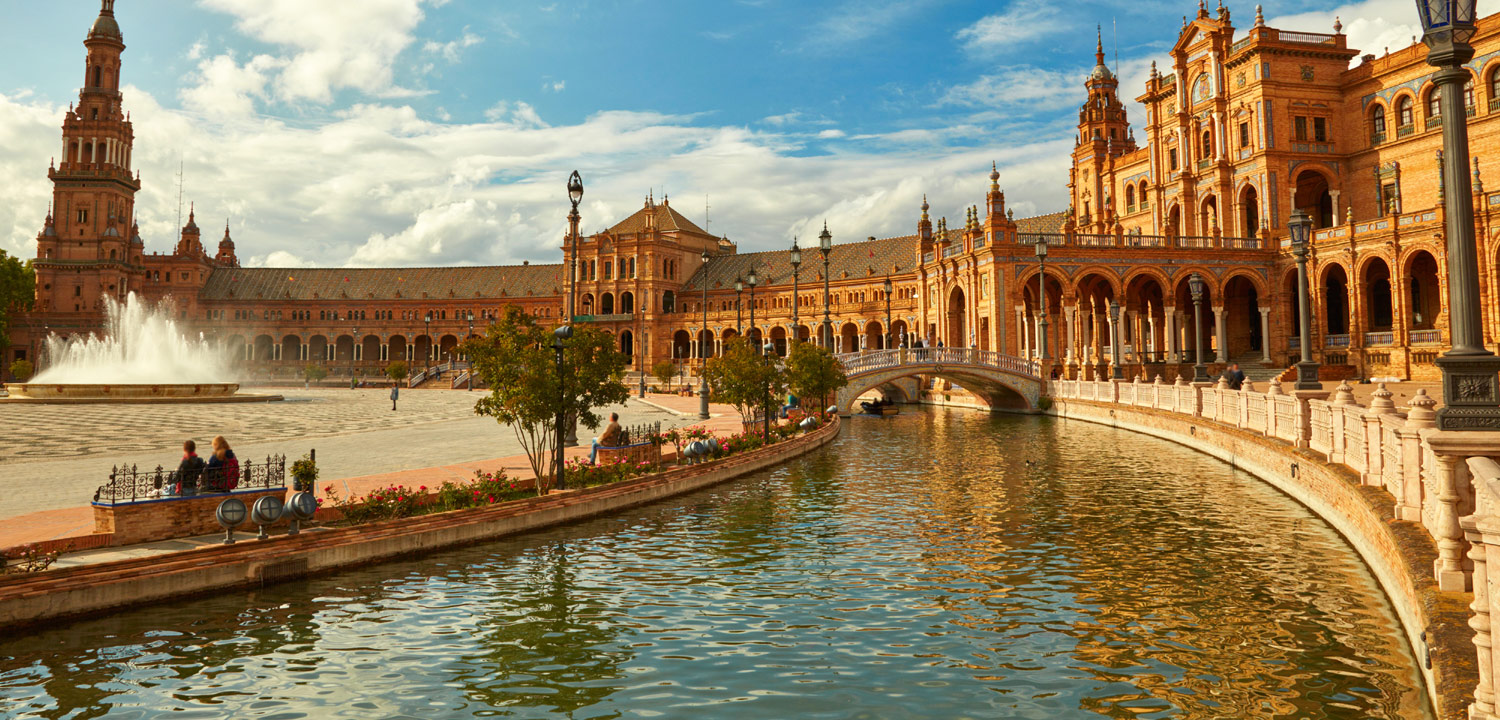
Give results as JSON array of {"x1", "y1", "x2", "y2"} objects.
[
  {"x1": 652, "y1": 359, "x2": 677, "y2": 391},
  {"x1": 303, "y1": 364, "x2": 328, "y2": 386},
  {"x1": 703, "y1": 337, "x2": 786, "y2": 426},
  {"x1": 786, "y1": 341, "x2": 849, "y2": 413},
  {"x1": 8, "y1": 359, "x2": 33, "y2": 383},
  {"x1": 385, "y1": 361, "x2": 408, "y2": 384},
  {"x1": 467, "y1": 307, "x2": 629, "y2": 493},
  {"x1": 0, "y1": 251, "x2": 35, "y2": 353}
]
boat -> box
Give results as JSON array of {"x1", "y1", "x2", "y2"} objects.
[{"x1": 860, "y1": 399, "x2": 901, "y2": 416}]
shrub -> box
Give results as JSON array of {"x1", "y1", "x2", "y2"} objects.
[{"x1": 8, "y1": 359, "x2": 32, "y2": 382}]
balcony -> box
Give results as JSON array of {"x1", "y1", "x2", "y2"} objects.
[
  {"x1": 1363, "y1": 331, "x2": 1394, "y2": 346},
  {"x1": 1196, "y1": 158, "x2": 1212, "y2": 172},
  {"x1": 1491, "y1": 97, "x2": 1500, "y2": 112},
  {"x1": 1397, "y1": 124, "x2": 1416, "y2": 138},
  {"x1": 573, "y1": 313, "x2": 635, "y2": 323},
  {"x1": 1291, "y1": 141, "x2": 1334, "y2": 154},
  {"x1": 1427, "y1": 115, "x2": 1444, "y2": 130},
  {"x1": 1411, "y1": 329, "x2": 1442, "y2": 344},
  {"x1": 1325, "y1": 334, "x2": 1351, "y2": 348},
  {"x1": 1370, "y1": 131, "x2": 1386, "y2": 146}
]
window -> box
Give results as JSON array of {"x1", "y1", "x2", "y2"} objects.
[
  {"x1": 74, "y1": 285, "x2": 81, "y2": 297},
  {"x1": 604, "y1": 261, "x2": 612, "y2": 280},
  {"x1": 1168, "y1": 148, "x2": 1178, "y2": 171},
  {"x1": 1313, "y1": 117, "x2": 1327, "y2": 142},
  {"x1": 1239, "y1": 122, "x2": 1250, "y2": 148},
  {"x1": 1293, "y1": 116, "x2": 1309, "y2": 142},
  {"x1": 1125, "y1": 185, "x2": 1136, "y2": 210},
  {"x1": 1200, "y1": 129, "x2": 1212, "y2": 157},
  {"x1": 1428, "y1": 91, "x2": 1441, "y2": 119},
  {"x1": 77, "y1": 209, "x2": 88, "y2": 224},
  {"x1": 1398, "y1": 97, "x2": 1413, "y2": 126},
  {"x1": 1372, "y1": 105, "x2": 1387, "y2": 133}
]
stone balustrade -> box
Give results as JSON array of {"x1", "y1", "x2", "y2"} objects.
[{"x1": 1052, "y1": 375, "x2": 1500, "y2": 718}]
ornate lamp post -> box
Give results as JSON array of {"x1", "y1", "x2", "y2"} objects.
[
  {"x1": 747, "y1": 265, "x2": 759, "y2": 347},
  {"x1": 552, "y1": 325, "x2": 571, "y2": 490},
  {"x1": 1418, "y1": 0, "x2": 1500, "y2": 429},
  {"x1": 566, "y1": 171, "x2": 583, "y2": 323},
  {"x1": 1109, "y1": 299, "x2": 1124, "y2": 379},
  {"x1": 734, "y1": 276, "x2": 744, "y2": 335},
  {"x1": 1035, "y1": 236, "x2": 1050, "y2": 369},
  {"x1": 790, "y1": 238, "x2": 802, "y2": 347},
  {"x1": 763, "y1": 340, "x2": 776, "y2": 440},
  {"x1": 466, "y1": 311, "x2": 475, "y2": 390},
  {"x1": 423, "y1": 312, "x2": 432, "y2": 367},
  {"x1": 1290, "y1": 209, "x2": 1321, "y2": 390},
  {"x1": 883, "y1": 276, "x2": 893, "y2": 350},
  {"x1": 1189, "y1": 272, "x2": 1210, "y2": 382},
  {"x1": 819, "y1": 222, "x2": 833, "y2": 350},
  {"x1": 699, "y1": 250, "x2": 711, "y2": 420}
]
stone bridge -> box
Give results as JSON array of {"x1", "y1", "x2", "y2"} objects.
[{"x1": 833, "y1": 348, "x2": 1043, "y2": 416}]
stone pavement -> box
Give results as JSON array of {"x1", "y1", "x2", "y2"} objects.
[{"x1": 0, "y1": 391, "x2": 746, "y2": 556}]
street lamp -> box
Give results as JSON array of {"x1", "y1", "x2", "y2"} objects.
[
  {"x1": 1290, "y1": 208, "x2": 1321, "y2": 391},
  {"x1": 734, "y1": 276, "x2": 744, "y2": 335},
  {"x1": 1035, "y1": 236, "x2": 1049, "y2": 368},
  {"x1": 1109, "y1": 299, "x2": 1124, "y2": 379},
  {"x1": 747, "y1": 265, "x2": 758, "y2": 347},
  {"x1": 763, "y1": 340, "x2": 776, "y2": 440},
  {"x1": 466, "y1": 311, "x2": 475, "y2": 390},
  {"x1": 700, "y1": 249, "x2": 711, "y2": 420},
  {"x1": 883, "y1": 276, "x2": 893, "y2": 351},
  {"x1": 423, "y1": 312, "x2": 432, "y2": 367},
  {"x1": 567, "y1": 171, "x2": 583, "y2": 323},
  {"x1": 1417, "y1": 0, "x2": 1500, "y2": 429},
  {"x1": 1189, "y1": 272, "x2": 1210, "y2": 382},
  {"x1": 790, "y1": 238, "x2": 802, "y2": 347},
  {"x1": 819, "y1": 222, "x2": 833, "y2": 350},
  {"x1": 552, "y1": 325, "x2": 571, "y2": 490}
]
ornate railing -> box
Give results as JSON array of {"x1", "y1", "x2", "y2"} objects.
[
  {"x1": 94, "y1": 454, "x2": 287, "y2": 504},
  {"x1": 833, "y1": 348, "x2": 1041, "y2": 379},
  {"x1": 1326, "y1": 333, "x2": 1351, "y2": 348},
  {"x1": 1411, "y1": 329, "x2": 1442, "y2": 344},
  {"x1": 1364, "y1": 331, "x2": 1394, "y2": 346}
]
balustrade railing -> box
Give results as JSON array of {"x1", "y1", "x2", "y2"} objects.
[
  {"x1": 1325, "y1": 333, "x2": 1351, "y2": 348},
  {"x1": 833, "y1": 348, "x2": 1041, "y2": 379},
  {"x1": 1410, "y1": 329, "x2": 1442, "y2": 344},
  {"x1": 95, "y1": 454, "x2": 287, "y2": 504},
  {"x1": 1364, "y1": 331, "x2": 1394, "y2": 346}
]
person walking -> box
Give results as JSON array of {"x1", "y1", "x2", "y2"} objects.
[
  {"x1": 204, "y1": 435, "x2": 239, "y2": 492},
  {"x1": 175, "y1": 440, "x2": 206, "y2": 496},
  {"x1": 1226, "y1": 362, "x2": 1246, "y2": 390},
  {"x1": 390, "y1": 382, "x2": 399, "y2": 411}
]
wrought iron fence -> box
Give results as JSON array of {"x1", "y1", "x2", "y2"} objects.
[
  {"x1": 93, "y1": 454, "x2": 287, "y2": 505},
  {"x1": 615, "y1": 421, "x2": 662, "y2": 447}
]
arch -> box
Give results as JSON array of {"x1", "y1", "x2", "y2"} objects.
[
  {"x1": 1239, "y1": 184, "x2": 1260, "y2": 236},
  {"x1": 1405, "y1": 249, "x2": 1442, "y2": 330},
  {"x1": 361, "y1": 335, "x2": 381, "y2": 365},
  {"x1": 1222, "y1": 274, "x2": 1262, "y2": 357},
  {"x1": 839, "y1": 322, "x2": 859, "y2": 353},
  {"x1": 413, "y1": 334, "x2": 433, "y2": 364},
  {"x1": 947, "y1": 286, "x2": 966, "y2": 347},
  {"x1": 864, "y1": 320, "x2": 885, "y2": 350},
  {"x1": 1125, "y1": 185, "x2": 1136, "y2": 211},
  {"x1": 438, "y1": 334, "x2": 459, "y2": 362},
  {"x1": 620, "y1": 291, "x2": 635, "y2": 315},
  {"x1": 334, "y1": 334, "x2": 355, "y2": 363},
  {"x1": 698, "y1": 328, "x2": 716, "y2": 359},
  {"x1": 1294, "y1": 169, "x2": 1334, "y2": 229},
  {"x1": 1361, "y1": 256, "x2": 1394, "y2": 332},
  {"x1": 672, "y1": 329, "x2": 691, "y2": 359},
  {"x1": 1396, "y1": 94, "x2": 1415, "y2": 127},
  {"x1": 891, "y1": 319, "x2": 910, "y2": 347},
  {"x1": 1171, "y1": 274, "x2": 1217, "y2": 364},
  {"x1": 280, "y1": 334, "x2": 300, "y2": 364},
  {"x1": 620, "y1": 329, "x2": 634, "y2": 358},
  {"x1": 1125, "y1": 272, "x2": 1168, "y2": 362},
  {"x1": 389, "y1": 335, "x2": 408, "y2": 364},
  {"x1": 770, "y1": 326, "x2": 788, "y2": 357},
  {"x1": 307, "y1": 335, "x2": 329, "y2": 364},
  {"x1": 662, "y1": 290, "x2": 676, "y2": 313},
  {"x1": 1200, "y1": 127, "x2": 1213, "y2": 159},
  {"x1": 835, "y1": 362, "x2": 1040, "y2": 416},
  {"x1": 1166, "y1": 203, "x2": 1182, "y2": 235},
  {"x1": 1425, "y1": 84, "x2": 1442, "y2": 122},
  {"x1": 1322, "y1": 263, "x2": 1350, "y2": 336},
  {"x1": 1369, "y1": 101, "x2": 1388, "y2": 141},
  {"x1": 582, "y1": 293, "x2": 595, "y2": 314},
  {"x1": 1490, "y1": 64, "x2": 1500, "y2": 110},
  {"x1": 225, "y1": 334, "x2": 248, "y2": 363},
  {"x1": 1199, "y1": 194, "x2": 1219, "y2": 232},
  {"x1": 600, "y1": 292, "x2": 614, "y2": 315}
]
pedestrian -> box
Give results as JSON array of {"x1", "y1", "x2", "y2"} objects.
[
  {"x1": 175, "y1": 439, "x2": 206, "y2": 496},
  {"x1": 204, "y1": 435, "x2": 239, "y2": 492},
  {"x1": 590, "y1": 412, "x2": 624, "y2": 465},
  {"x1": 1227, "y1": 362, "x2": 1246, "y2": 390},
  {"x1": 390, "y1": 382, "x2": 399, "y2": 411}
]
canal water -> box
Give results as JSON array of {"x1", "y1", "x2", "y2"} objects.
[{"x1": 0, "y1": 409, "x2": 1431, "y2": 719}]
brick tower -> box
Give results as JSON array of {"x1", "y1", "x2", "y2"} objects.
[
  {"x1": 33, "y1": 0, "x2": 141, "y2": 321},
  {"x1": 1070, "y1": 29, "x2": 1136, "y2": 232}
]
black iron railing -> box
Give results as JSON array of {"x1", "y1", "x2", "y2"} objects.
[
  {"x1": 93, "y1": 454, "x2": 287, "y2": 504},
  {"x1": 615, "y1": 421, "x2": 662, "y2": 447}
]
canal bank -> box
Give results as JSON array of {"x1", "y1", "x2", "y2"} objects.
[{"x1": 1048, "y1": 396, "x2": 1466, "y2": 720}]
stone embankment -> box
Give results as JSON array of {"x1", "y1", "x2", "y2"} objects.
[
  {"x1": 0, "y1": 416, "x2": 840, "y2": 630},
  {"x1": 1051, "y1": 376, "x2": 1500, "y2": 720}
]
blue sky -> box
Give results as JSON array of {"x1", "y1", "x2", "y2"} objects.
[{"x1": 0, "y1": 0, "x2": 1431, "y2": 267}]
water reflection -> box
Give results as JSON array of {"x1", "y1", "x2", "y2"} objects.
[{"x1": 0, "y1": 409, "x2": 1430, "y2": 719}]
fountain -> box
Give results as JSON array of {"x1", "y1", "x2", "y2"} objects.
[{"x1": 5, "y1": 293, "x2": 275, "y2": 403}]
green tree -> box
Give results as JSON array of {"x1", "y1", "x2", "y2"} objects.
[
  {"x1": 0, "y1": 250, "x2": 35, "y2": 353},
  {"x1": 785, "y1": 341, "x2": 848, "y2": 413},
  {"x1": 8, "y1": 359, "x2": 33, "y2": 383},
  {"x1": 466, "y1": 307, "x2": 629, "y2": 492},
  {"x1": 385, "y1": 361, "x2": 408, "y2": 384},
  {"x1": 703, "y1": 338, "x2": 786, "y2": 426},
  {"x1": 651, "y1": 359, "x2": 677, "y2": 391},
  {"x1": 303, "y1": 364, "x2": 328, "y2": 385}
]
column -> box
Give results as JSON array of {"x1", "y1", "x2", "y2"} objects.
[
  {"x1": 1259, "y1": 307, "x2": 1272, "y2": 363},
  {"x1": 1213, "y1": 305, "x2": 1228, "y2": 363},
  {"x1": 1465, "y1": 516, "x2": 1496, "y2": 719},
  {"x1": 1105, "y1": 313, "x2": 1117, "y2": 371},
  {"x1": 1147, "y1": 312, "x2": 1158, "y2": 361},
  {"x1": 1165, "y1": 308, "x2": 1178, "y2": 362},
  {"x1": 1015, "y1": 306, "x2": 1027, "y2": 358},
  {"x1": 1065, "y1": 306, "x2": 1077, "y2": 364}
]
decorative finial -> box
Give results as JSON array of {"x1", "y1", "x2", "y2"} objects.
[
  {"x1": 921, "y1": 194, "x2": 929, "y2": 213},
  {"x1": 1255, "y1": 4, "x2": 1264, "y2": 26},
  {"x1": 1007, "y1": 208, "x2": 1014, "y2": 220},
  {"x1": 1150, "y1": 60, "x2": 1158, "y2": 79},
  {"x1": 1197, "y1": 0, "x2": 1208, "y2": 18},
  {"x1": 990, "y1": 161, "x2": 1000, "y2": 184},
  {"x1": 1096, "y1": 25, "x2": 1105, "y2": 64}
]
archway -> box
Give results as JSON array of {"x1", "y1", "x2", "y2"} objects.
[
  {"x1": 413, "y1": 335, "x2": 433, "y2": 365},
  {"x1": 1407, "y1": 251, "x2": 1441, "y2": 330},
  {"x1": 334, "y1": 335, "x2": 355, "y2": 364},
  {"x1": 251, "y1": 334, "x2": 275, "y2": 364},
  {"x1": 601, "y1": 293, "x2": 614, "y2": 315},
  {"x1": 947, "y1": 287, "x2": 966, "y2": 347},
  {"x1": 698, "y1": 328, "x2": 716, "y2": 359},
  {"x1": 307, "y1": 335, "x2": 328, "y2": 365},
  {"x1": 1167, "y1": 204, "x2": 1182, "y2": 235},
  {"x1": 1200, "y1": 195, "x2": 1219, "y2": 233},
  {"x1": 1240, "y1": 185, "x2": 1260, "y2": 236},
  {"x1": 1125, "y1": 273, "x2": 1167, "y2": 363},
  {"x1": 662, "y1": 291, "x2": 676, "y2": 313},
  {"x1": 621, "y1": 291, "x2": 635, "y2": 315},
  {"x1": 672, "y1": 330, "x2": 691, "y2": 360},
  {"x1": 1172, "y1": 276, "x2": 1215, "y2": 365},
  {"x1": 389, "y1": 335, "x2": 408, "y2": 364},
  {"x1": 1363, "y1": 258, "x2": 1394, "y2": 331},
  {"x1": 280, "y1": 334, "x2": 300, "y2": 364},
  {"x1": 439, "y1": 334, "x2": 459, "y2": 363},
  {"x1": 891, "y1": 319, "x2": 910, "y2": 347},
  {"x1": 362, "y1": 335, "x2": 381, "y2": 365},
  {"x1": 770, "y1": 326, "x2": 788, "y2": 357},
  {"x1": 1222, "y1": 275, "x2": 1262, "y2": 358},
  {"x1": 1295, "y1": 170, "x2": 1334, "y2": 229},
  {"x1": 1323, "y1": 265, "x2": 1350, "y2": 336},
  {"x1": 620, "y1": 330, "x2": 634, "y2": 359},
  {"x1": 582, "y1": 293, "x2": 595, "y2": 315},
  {"x1": 839, "y1": 322, "x2": 859, "y2": 353},
  {"x1": 864, "y1": 320, "x2": 884, "y2": 350}
]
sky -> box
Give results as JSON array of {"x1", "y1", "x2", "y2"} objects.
[{"x1": 0, "y1": 0, "x2": 1449, "y2": 268}]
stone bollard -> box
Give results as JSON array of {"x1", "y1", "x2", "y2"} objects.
[
  {"x1": 1266, "y1": 377, "x2": 1283, "y2": 396},
  {"x1": 1332, "y1": 380, "x2": 1355, "y2": 406}
]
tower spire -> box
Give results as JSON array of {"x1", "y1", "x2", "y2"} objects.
[{"x1": 1096, "y1": 26, "x2": 1105, "y2": 66}]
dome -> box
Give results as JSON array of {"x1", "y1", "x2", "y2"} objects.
[
  {"x1": 89, "y1": 14, "x2": 121, "y2": 39},
  {"x1": 1090, "y1": 63, "x2": 1114, "y2": 82}
]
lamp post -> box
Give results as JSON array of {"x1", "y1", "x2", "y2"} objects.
[
  {"x1": 747, "y1": 265, "x2": 758, "y2": 348},
  {"x1": 423, "y1": 312, "x2": 432, "y2": 368},
  {"x1": 763, "y1": 340, "x2": 776, "y2": 440},
  {"x1": 351, "y1": 326, "x2": 360, "y2": 385},
  {"x1": 566, "y1": 171, "x2": 583, "y2": 323},
  {"x1": 1290, "y1": 209, "x2": 1321, "y2": 390},
  {"x1": 552, "y1": 325, "x2": 571, "y2": 490},
  {"x1": 819, "y1": 222, "x2": 833, "y2": 350},
  {"x1": 466, "y1": 311, "x2": 475, "y2": 390},
  {"x1": 1189, "y1": 272, "x2": 1210, "y2": 382},
  {"x1": 699, "y1": 250, "x2": 711, "y2": 420},
  {"x1": 734, "y1": 277, "x2": 744, "y2": 335},
  {"x1": 1109, "y1": 299, "x2": 1124, "y2": 379},
  {"x1": 883, "y1": 276, "x2": 893, "y2": 350},
  {"x1": 790, "y1": 238, "x2": 802, "y2": 347},
  {"x1": 1418, "y1": 0, "x2": 1500, "y2": 429},
  {"x1": 1035, "y1": 236, "x2": 1050, "y2": 370}
]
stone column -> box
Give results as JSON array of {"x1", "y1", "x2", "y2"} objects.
[
  {"x1": 1065, "y1": 306, "x2": 1077, "y2": 364},
  {"x1": 1422, "y1": 430, "x2": 1500, "y2": 592},
  {"x1": 1164, "y1": 309, "x2": 1178, "y2": 363},
  {"x1": 1105, "y1": 313, "x2": 1117, "y2": 373},
  {"x1": 1463, "y1": 514, "x2": 1496, "y2": 720},
  {"x1": 1213, "y1": 305, "x2": 1228, "y2": 363},
  {"x1": 1015, "y1": 306, "x2": 1027, "y2": 358}
]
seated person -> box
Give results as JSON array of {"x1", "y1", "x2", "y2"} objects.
[
  {"x1": 589, "y1": 413, "x2": 624, "y2": 464},
  {"x1": 175, "y1": 440, "x2": 206, "y2": 496}
]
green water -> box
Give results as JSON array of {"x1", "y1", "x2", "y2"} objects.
[{"x1": 0, "y1": 409, "x2": 1431, "y2": 719}]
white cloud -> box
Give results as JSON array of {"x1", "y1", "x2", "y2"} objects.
[
  {"x1": 543, "y1": 80, "x2": 565, "y2": 93},
  {"x1": 423, "y1": 29, "x2": 483, "y2": 64},
  {"x1": 806, "y1": 0, "x2": 932, "y2": 50},
  {"x1": 180, "y1": 53, "x2": 282, "y2": 118},
  {"x1": 1266, "y1": 0, "x2": 1423, "y2": 65},
  {"x1": 818, "y1": 129, "x2": 846, "y2": 139},
  {"x1": 483, "y1": 101, "x2": 548, "y2": 129},
  {"x1": 957, "y1": 0, "x2": 1070, "y2": 54},
  {"x1": 943, "y1": 67, "x2": 1084, "y2": 112}
]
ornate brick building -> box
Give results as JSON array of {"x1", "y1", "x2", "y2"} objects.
[{"x1": 11, "y1": 2, "x2": 1500, "y2": 387}]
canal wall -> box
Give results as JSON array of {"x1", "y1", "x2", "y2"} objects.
[
  {"x1": 1048, "y1": 378, "x2": 1499, "y2": 720},
  {"x1": 0, "y1": 416, "x2": 841, "y2": 630}
]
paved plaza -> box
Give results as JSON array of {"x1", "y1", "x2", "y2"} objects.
[{"x1": 0, "y1": 388, "x2": 701, "y2": 521}]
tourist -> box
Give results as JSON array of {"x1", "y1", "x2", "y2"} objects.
[
  {"x1": 175, "y1": 440, "x2": 206, "y2": 496},
  {"x1": 1227, "y1": 362, "x2": 1246, "y2": 390},
  {"x1": 390, "y1": 382, "x2": 399, "y2": 411},
  {"x1": 590, "y1": 412, "x2": 624, "y2": 465},
  {"x1": 204, "y1": 436, "x2": 239, "y2": 492}
]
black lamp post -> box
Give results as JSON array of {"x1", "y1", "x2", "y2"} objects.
[
  {"x1": 1035, "y1": 236, "x2": 1049, "y2": 366},
  {"x1": 466, "y1": 310, "x2": 475, "y2": 390},
  {"x1": 423, "y1": 312, "x2": 432, "y2": 368},
  {"x1": 1290, "y1": 208, "x2": 1321, "y2": 390},
  {"x1": 734, "y1": 276, "x2": 744, "y2": 335},
  {"x1": 763, "y1": 340, "x2": 776, "y2": 440},
  {"x1": 747, "y1": 265, "x2": 758, "y2": 347},
  {"x1": 1189, "y1": 272, "x2": 1210, "y2": 382},
  {"x1": 1109, "y1": 299, "x2": 1124, "y2": 379},
  {"x1": 819, "y1": 222, "x2": 833, "y2": 350},
  {"x1": 790, "y1": 238, "x2": 802, "y2": 347},
  {"x1": 1418, "y1": 0, "x2": 1500, "y2": 429},
  {"x1": 566, "y1": 171, "x2": 583, "y2": 323},
  {"x1": 552, "y1": 325, "x2": 571, "y2": 490},
  {"x1": 700, "y1": 249, "x2": 711, "y2": 420},
  {"x1": 883, "y1": 276, "x2": 893, "y2": 350}
]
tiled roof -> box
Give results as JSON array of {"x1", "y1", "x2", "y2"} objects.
[
  {"x1": 683, "y1": 235, "x2": 918, "y2": 291},
  {"x1": 1015, "y1": 211, "x2": 1068, "y2": 235},
  {"x1": 607, "y1": 202, "x2": 711, "y2": 237},
  {"x1": 200, "y1": 264, "x2": 564, "y2": 302}
]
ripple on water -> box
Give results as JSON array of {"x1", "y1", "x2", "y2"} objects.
[{"x1": 0, "y1": 409, "x2": 1431, "y2": 719}]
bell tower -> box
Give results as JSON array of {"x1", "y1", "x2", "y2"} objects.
[
  {"x1": 1069, "y1": 29, "x2": 1135, "y2": 230},
  {"x1": 35, "y1": 0, "x2": 141, "y2": 318}
]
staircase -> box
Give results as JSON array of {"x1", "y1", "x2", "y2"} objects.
[{"x1": 1229, "y1": 351, "x2": 1285, "y2": 383}]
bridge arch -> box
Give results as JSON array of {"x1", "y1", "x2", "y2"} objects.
[{"x1": 833, "y1": 349, "x2": 1041, "y2": 416}]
